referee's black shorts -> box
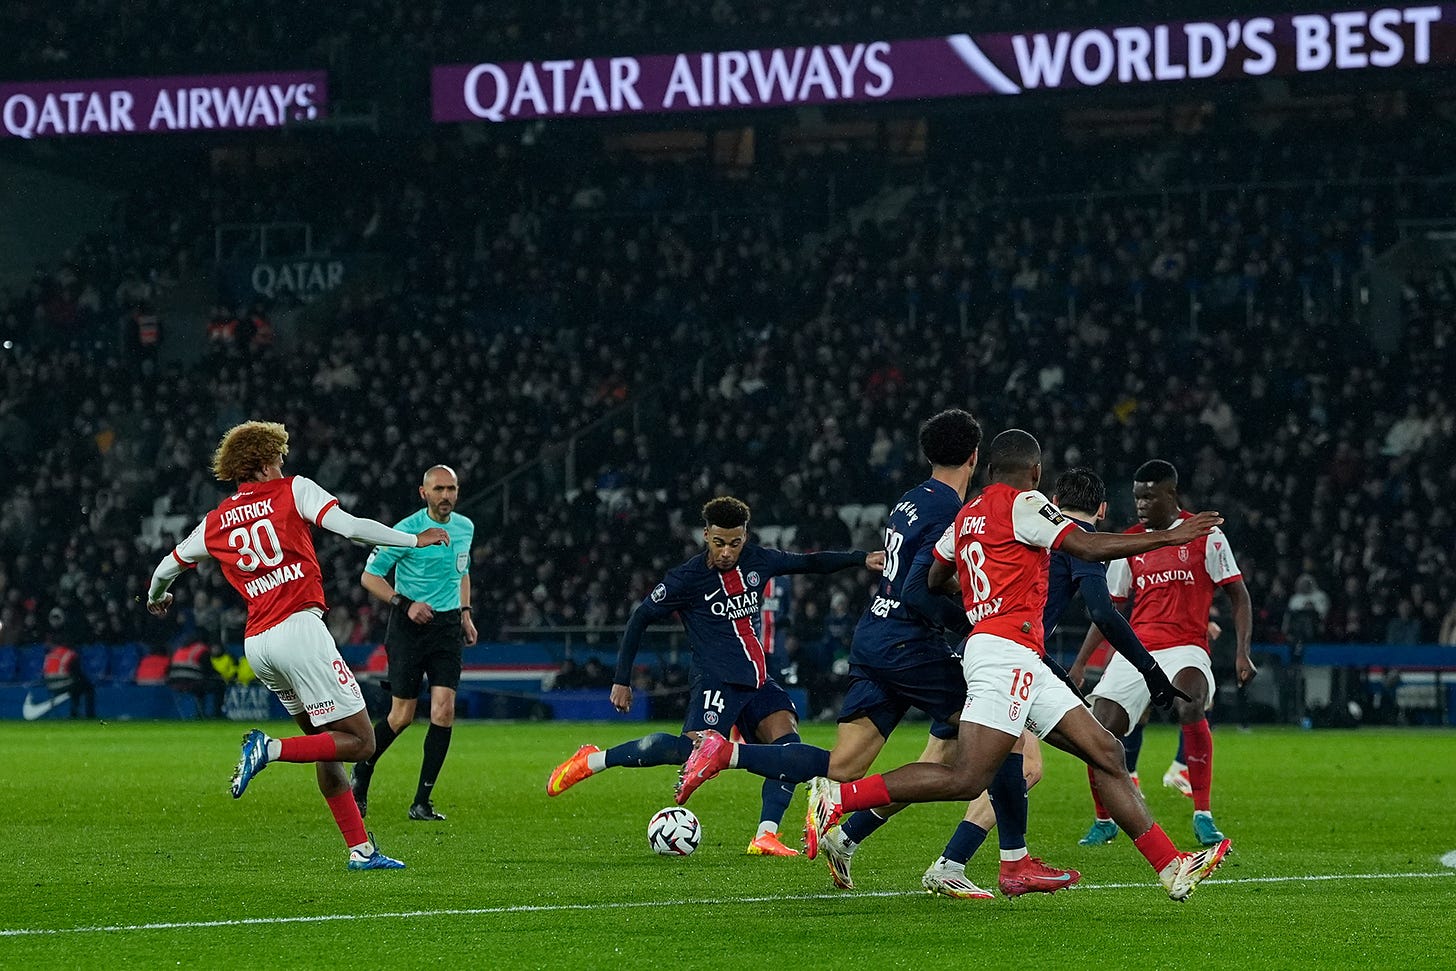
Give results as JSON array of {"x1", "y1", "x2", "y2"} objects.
[{"x1": 384, "y1": 608, "x2": 463, "y2": 698}]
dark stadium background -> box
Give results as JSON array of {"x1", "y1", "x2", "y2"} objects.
[{"x1": 2, "y1": 0, "x2": 1454, "y2": 732}]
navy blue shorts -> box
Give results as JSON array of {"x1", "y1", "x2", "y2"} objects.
[
  {"x1": 683, "y1": 675, "x2": 797, "y2": 739},
  {"x1": 837, "y1": 656, "x2": 966, "y2": 740}
]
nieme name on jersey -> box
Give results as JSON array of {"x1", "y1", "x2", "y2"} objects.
[
  {"x1": 243, "y1": 562, "x2": 305, "y2": 598},
  {"x1": 219, "y1": 499, "x2": 275, "y2": 528},
  {"x1": 959, "y1": 516, "x2": 987, "y2": 536}
]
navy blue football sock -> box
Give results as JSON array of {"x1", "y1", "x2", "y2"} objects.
[
  {"x1": 756, "y1": 732, "x2": 803, "y2": 824},
  {"x1": 735, "y1": 738, "x2": 830, "y2": 783},
  {"x1": 1123, "y1": 722, "x2": 1145, "y2": 773},
  {"x1": 760, "y1": 778, "x2": 795, "y2": 825},
  {"x1": 988, "y1": 753, "x2": 1028, "y2": 851},
  {"x1": 841, "y1": 809, "x2": 891, "y2": 845},
  {"x1": 1173, "y1": 729, "x2": 1186, "y2": 766},
  {"x1": 942, "y1": 820, "x2": 990, "y2": 866},
  {"x1": 604, "y1": 733, "x2": 694, "y2": 768}
]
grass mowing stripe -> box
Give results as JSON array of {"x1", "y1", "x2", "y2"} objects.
[{"x1": 5, "y1": 870, "x2": 1451, "y2": 938}]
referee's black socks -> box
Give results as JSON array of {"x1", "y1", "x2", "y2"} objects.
[
  {"x1": 362, "y1": 717, "x2": 401, "y2": 771},
  {"x1": 415, "y1": 723, "x2": 453, "y2": 804}
]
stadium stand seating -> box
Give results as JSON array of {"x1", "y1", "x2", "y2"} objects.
[{"x1": 1, "y1": 9, "x2": 1453, "y2": 729}]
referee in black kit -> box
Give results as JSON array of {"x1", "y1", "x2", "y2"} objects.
[{"x1": 351, "y1": 465, "x2": 476, "y2": 821}]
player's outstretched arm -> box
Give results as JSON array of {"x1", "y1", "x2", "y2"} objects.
[
  {"x1": 612, "y1": 585, "x2": 681, "y2": 692},
  {"x1": 1082, "y1": 574, "x2": 1156, "y2": 673},
  {"x1": 927, "y1": 556, "x2": 959, "y2": 597},
  {"x1": 319, "y1": 504, "x2": 445, "y2": 547},
  {"x1": 1058, "y1": 511, "x2": 1222, "y2": 563},
  {"x1": 769, "y1": 548, "x2": 877, "y2": 575},
  {"x1": 1067, "y1": 626, "x2": 1104, "y2": 689},
  {"x1": 903, "y1": 559, "x2": 972, "y2": 638},
  {"x1": 292, "y1": 476, "x2": 445, "y2": 547},
  {"x1": 144, "y1": 519, "x2": 210, "y2": 615},
  {"x1": 1225, "y1": 578, "x2": 1257, "y2": 684}
]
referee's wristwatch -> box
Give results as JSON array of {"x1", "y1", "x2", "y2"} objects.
[{"x1": 391, "y1": 593, "x2": 414, "y2": 611}]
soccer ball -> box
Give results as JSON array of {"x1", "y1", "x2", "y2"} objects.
[{"x1": 647, "y1": 806, "x2": 701, "y2": 856}]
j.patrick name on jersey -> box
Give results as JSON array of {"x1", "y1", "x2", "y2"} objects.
[{"x1": 219, "y1": 498, "x2": 275, "y2": 528}]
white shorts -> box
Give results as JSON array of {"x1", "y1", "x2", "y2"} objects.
[
  {"x1": 961, "y1": 633, "x2": 1084, "y2": 740},
  {"x1": 244, "y1": 610, "x2": 366, "y2": 727},
  {"x1": 1088, "y1": 644, "x2": 1215, "y2": 733}
]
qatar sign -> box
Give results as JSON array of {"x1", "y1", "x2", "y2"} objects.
[
  {"x1": 1, "y1": 71, "x2": 327, "y2": 140},
  {"x1": 433, "y1": 5, "x2": 1454, "y2": 123}
]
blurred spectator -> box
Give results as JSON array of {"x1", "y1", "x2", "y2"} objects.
[
  {"x1": 42, "y1": 633, "x2": 94, "y2": 719},
  {"x1": 1439, "y1": 603, "x2": 1456, "y2": 647},
  {"x1": 1384, "y1": 600, "x2": 1422, "y2": 647},
  {"x1": 1282, "y1": 574, "x2": 1330, "y2": 645},
  {"x1": 551, "y1": 658, "x2": 584, "y2": 691},
  {"x1": 167, "y1": 639, "x2": 224, "y2": 718},
  {"x1": 581, "y1": 657, "x2": 612, "y2": 689}
]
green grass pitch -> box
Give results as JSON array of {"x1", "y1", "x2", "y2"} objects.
[{"x1": 2, "y1": 720, "x2": 1452, "y2": 968}]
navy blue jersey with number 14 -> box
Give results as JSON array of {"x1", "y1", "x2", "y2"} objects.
[
  {"x1": 849, "y1": 477, "x2": 968, "y2": 670},
  {"x1": 613, "y1": 545, "x2": 867, "y2": 689}
]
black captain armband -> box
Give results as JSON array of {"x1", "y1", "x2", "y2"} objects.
[{"x1": 391, "y1": 594, "x2": 414, "y2": 611}]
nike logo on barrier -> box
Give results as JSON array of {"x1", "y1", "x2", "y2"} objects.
[
  {"x1": 22, "y1": 691, "x2": 68, "y2": 721},
  {"x1": 703, "y1": 589, "x2": 722, "y2": 601}
]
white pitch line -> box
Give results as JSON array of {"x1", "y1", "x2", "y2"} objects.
[{"x1": 3, "y1": 870, "x2": 1452, "y2": 938}]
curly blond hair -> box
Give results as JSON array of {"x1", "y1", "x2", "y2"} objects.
[{"x1": 212, "y1": 421, "x2": 289, "y2": 482}]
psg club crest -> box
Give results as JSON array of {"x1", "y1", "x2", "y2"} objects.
[
  {"x1": 745, "y1": 571, "x2": 760, "y2": 587},
  {"x1": 703, "y1": 710, "x2": 719, "y2": 726}
]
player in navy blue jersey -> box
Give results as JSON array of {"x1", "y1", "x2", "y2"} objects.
[{"x1": 546, "y1": 495, "x2": 884, "y2": 857}]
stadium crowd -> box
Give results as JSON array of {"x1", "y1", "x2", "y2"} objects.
[{"x1": 2, "y1": 122, "x2": 1454, "y2": 707}]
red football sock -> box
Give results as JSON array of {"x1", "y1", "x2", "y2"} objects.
[
  {"x1": 325, "y1": 789, "x2": 368, "y2": 847},
  {"x1": 1132, "y1": 824, "x2": 1180, "y2": 874},
  {"x1": 1182, "y1": 719, "x2": 1213, "y2": 812},
  {"x1": 1088, "y1": 765, "x2": 1110, "y2": 819},
  {"x1": 840, "y1": 775, "x2": 892, "y2": 812},
  {"x1": 278, "y1": 733, "x2": 338, "y2": 763}
]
